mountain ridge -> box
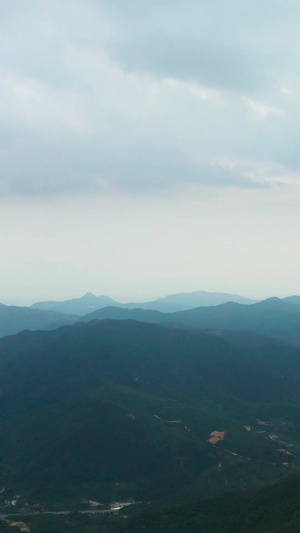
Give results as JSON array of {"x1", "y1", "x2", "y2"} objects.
[
  {"x1": 31, "y1": 290, "x2": 257, "y2": 315},
  {"x1": 0, "y1": 304, "x2": 77, "y2": 338},
  {"x1": 79, "y1": 297, "x2": 300, "y2": 346}
]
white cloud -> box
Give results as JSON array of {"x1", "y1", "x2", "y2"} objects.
[
  {"x1": 0, "y1": 72, "x2": 87, "y2": 133},
  {"x1": 1, "y1": 1, "x2": 300, "y2": 196},
  {"x1": 280, "y1": 87, "x2": 293, "y2": 96},
  {"x1": 241, "y1": 96, "x2": 284, "y2": 119}
]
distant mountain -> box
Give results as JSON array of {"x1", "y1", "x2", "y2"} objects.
[
  {"x1": 171, "y1": 297, "x2": 300, "y2": 345},
  {"x1": 282, "y1": 295, "x2": 300, "y2": 306},
  {"x1": 80, "y1": 297, "x2": 300, "y2": 346},
  {"x1": 0, "y1": 304, "x2": 76, "y2": 338},
  {"x1": 1, "y1": 319, "x2": 300, "y2": 506},
  {"x1": 31, "y1": 290, "x2": 257, "y2": 315},
  {"x1": 31, "y1": 292, "x2": 119, "y2": 316},
  {"x1": 139, "y1": 289, "x2": 257, "y2": 311},
  {"x1": 78, "y1": 306, "x2": 166, "y2": 325}
]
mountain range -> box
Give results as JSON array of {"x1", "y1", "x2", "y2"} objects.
[
  {"x1": 1, "y1": 294, "x2": 300, "y2": 347},
  {"x1": 1, "y1": 291, "x2": 300, "y2": 531},
  {"x1": 31, "y1": 289, "x2": 257, "y2": 315},
  {"x1": 78, "y1": 297, "x2": 300, "y2": 346}
]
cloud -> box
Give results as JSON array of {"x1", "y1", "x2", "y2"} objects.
[
  {"x1": 101, "y1": 0, "x2": 300, "y2": 93},
  {"x1": 241, "y1": 97, "x2": 284, "y2": 119},
  {"x1": 1, "y1": 0, "x2": 300, "y2": 196}
]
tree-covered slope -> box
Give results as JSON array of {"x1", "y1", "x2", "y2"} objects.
[
  {"x1": 119, "y1": 473, "x2": 300, "y2": 533},
  {"x1": 7, "y1": 473, "x2": 300, "y2": 533},
  {"x1": 0, "y1": 320, "x2": 300, "y2": 507}
]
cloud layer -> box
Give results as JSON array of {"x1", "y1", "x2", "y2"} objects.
[{"x1": 1, "y1": 0, "x2": 300, "y2": 196}]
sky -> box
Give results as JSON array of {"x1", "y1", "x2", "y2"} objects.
[{"x1": 1, "y1": 0, "x2": 300, "y2": 305}]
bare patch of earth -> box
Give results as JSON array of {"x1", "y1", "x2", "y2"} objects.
[{"x1": 208, "y1": 431, "x2": 225, "y2": 445}]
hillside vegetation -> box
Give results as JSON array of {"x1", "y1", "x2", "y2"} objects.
[{"x1": 0, "y1": 320, "x2": 300, "y2": 508}]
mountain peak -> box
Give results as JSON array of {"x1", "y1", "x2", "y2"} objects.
[
  {"x1": 82, "y1": 292, "x2": 98, "y2": 301},
  {"x1": 283, "y1": 295, "x2": 300, "y2": 306},
  {"x1": 259, "y1": 297, "x2": 282, "y2": 305},
  {"x1": 255, "y1": 297, "x2": 298, "y2": 312}
]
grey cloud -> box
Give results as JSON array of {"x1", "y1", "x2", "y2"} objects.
[
  {"x1": 0, "y1": 132, "x2": 265, "y2": 197},
  {"x1": 0, "y1": 0, "x2": 110, "y2": 91},
  {"x1": 100, "y1": 0, "x2": 300, "y2": 94},
  {"x1": 1, "y1": 0, "x2": 300, "y2": 197},
  {"x1": 109, "y1": 36, "x2": 268, "y2": 93}
]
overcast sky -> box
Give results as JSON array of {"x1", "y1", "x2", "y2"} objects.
[{"x1": 1, "y1": 0, "x2": 300, "y2": 304}]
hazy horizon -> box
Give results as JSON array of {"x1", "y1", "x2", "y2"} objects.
[
  {"x1": 1, "y1": 287, "x2": 298, "y2": 308},
  {"x1": 1, "y1": 1, "x2": 300, "y2": 304}
]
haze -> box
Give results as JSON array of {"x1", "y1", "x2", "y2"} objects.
[{"x1": 1, "y1": 0, "x2": 300, "y2": 305}]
